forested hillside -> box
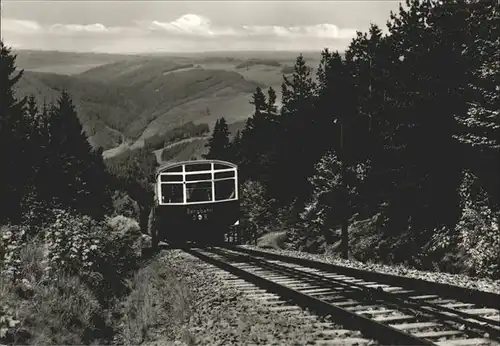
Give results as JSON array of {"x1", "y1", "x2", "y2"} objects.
[
  {"x1": 1, "y1": 42, "x2": 161, "y2": 344},
  {"x1": 14, "y1": 59, "x2": 261, "y2": 150},
  {"x1": 204, "y1": 0, "x2": 500, "y2": 278}
]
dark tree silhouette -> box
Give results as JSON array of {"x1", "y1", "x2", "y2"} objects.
[
  {"x1": 0, "y1": 42, "x2": 29, "y2": 223},
  {"x1": 46, "y1": 91, "x2": 111, "y2": 219},
  {"x1": 203, "y1": 117, "x2": 231, "y2": 161}
]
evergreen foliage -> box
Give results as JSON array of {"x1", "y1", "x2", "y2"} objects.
[
  {"x1": 226, "y1": 0, "x2": 499, "y2": 276},
  {"x1": 0, "y1": 42, "x2": 29, "y2": 223},
  {"x1": 0, "y1": 41, "x2": 116, "y2": 223},
  {"x1": 203, "y1": 117, "x2": 231, "y2": 161}
]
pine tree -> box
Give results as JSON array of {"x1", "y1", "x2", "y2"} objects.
[
  {"x1": 270, "y1": 54, "x2": 317, "y2": 213},
  {"x1": 230, "y1": 129, "x2": 243, "y2": 164},
  {"x1": 455, "y1": 2, "x2": 500, "y2": 208},
  {"x1": 240, "y1": 87, "x2": 267, "y2": 180},
  {"x1": 301, "y1": 151, "x2": 370, "y2": 245},
  {"x1": 47, "y1": 90, "x2": 111, "y2": 219},
  {"x1": 0, "y1": 41, "x2": 29, "y2": 222},
  {"x1": 266, "y1": 87, "x2": 278, "y2": 117},
  {"x1": 203, "y1": 117, "x2": 231, "y2": 161}
]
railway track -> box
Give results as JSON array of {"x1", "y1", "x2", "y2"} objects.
[{"x1": 183, "y1": 245, "x2": 500, "y2": 346}]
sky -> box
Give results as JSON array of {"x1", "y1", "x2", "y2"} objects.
[{"x1": 1, "y1": 0, "x2": 403, "y2": 54}]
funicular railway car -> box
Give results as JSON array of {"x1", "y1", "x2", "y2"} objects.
[{"x1": 148, "y1": 160, "x2": 239, "y2": 246}]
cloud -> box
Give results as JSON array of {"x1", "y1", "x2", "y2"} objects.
[
  {"x1": 2, "y1": 19, "x2": 42, "y2": 34},
  {"x1": 1, "y1": 14, "x2": 359, "y2": 53},
  {"x1": 145, "y1": 14, "x2": 358, "y2": 41},
  {"x1": 142, "y1": 14, "x2": 238, "y2": 38},
  {"x1": 242, "y1": 23, "x2": 357, "y2": 40},
  {"x1": 50, "y1": 23, "x2": 110, "y2": 34}
]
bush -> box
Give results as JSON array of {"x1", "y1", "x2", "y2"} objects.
[
  {"x1": 239, "y1": 180, "x2": 278, "y2": 241},
  {"x1": 1, "y1": 225, "x2": 29, "y2": 281},
  {"x1": 105, "y1": 215, "x2": 144, "y2": 266},
  {"x1": 1, "y1": 210, "x2": 148, "y2": 345},
  {"x1": 455, "y1": 170, "x2": 500, "y2": 277},
  {"x1": 111, "y1": 190, "x2": 141, "y2": 221},
  {"x1": 0, "y1": 240, "x2": 105, "y2": 345},
  {"x1": 420, "y1": 170, "x2": 500, "y2": 277},
  {"x1": 44, "y1": 210, "x2": 142, "y2": 304}
]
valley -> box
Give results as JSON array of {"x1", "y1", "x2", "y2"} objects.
[{"x1": 13, "y1": 49, "x2": 317, "y2": 163}]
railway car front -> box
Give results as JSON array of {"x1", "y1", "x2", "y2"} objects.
[{"x1": 149, "y1": 160, "x2": 240, "y2": 245}]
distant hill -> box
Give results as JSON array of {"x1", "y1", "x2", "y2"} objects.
[
  {"x1": 13, "y1": 49, "x2": 319, "y2": 161},
  {"x1": 13, "y1": 49, "x2": 141, "y2": 75},
  {"x1": 14, "y1": 56, "x2": 261, "y2": 150}
]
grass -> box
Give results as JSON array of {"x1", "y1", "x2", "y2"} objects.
[
  {"x1": 117, "y1": 256, "x2": 191, "y2": 345},
  {"x1": 0, "y1": 240, "x2": 108, "y2": 345},
  {"x1": 257, "y1": 231, "x2": 289, "y2": 250},
  {"x1": 0, "y1": 212, "x2": 151, "y2": 345}
]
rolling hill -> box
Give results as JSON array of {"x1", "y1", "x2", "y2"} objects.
[
  {"x1": 15, "y1": 57, "x2": 261, "y2": 150},
  {"x1": 13, "y1": 49, "x2": 141, "y2": 75},
  {"x1": 13, "y1": 49, "x2": 320, "y2": 161}
]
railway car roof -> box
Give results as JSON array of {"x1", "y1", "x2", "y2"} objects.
[{"x1": 156, "y1": 159, "x2": 237, "y2": 175}]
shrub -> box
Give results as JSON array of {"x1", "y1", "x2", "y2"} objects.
[
  {"x1": 455, "y1": 170, "x2": 500, "y2": 277},
  {"x1": 0, "y1": 240, "x2": 105, "y2": 345},
  {"x1": 44, "y1": 210, "x2": 142, "y2": 304},
  {"x1": 239, "y1": 180, "x2": 278, "y2": 242},
  {"x1": 419, "y1": 170, "x2": 499, "y2": 277},
  {"x1": 105, "y1": 215, "x2": 144, "y2": 269},
  {"x1": 111, "y1": 190, "x2": 140, "y2": 221},
  {"x1": 43, "y1": 210, "x2": 104, "y2": 279},
  {"x1": 1, "y1": 225, "x2": 29, "y2": 281}
]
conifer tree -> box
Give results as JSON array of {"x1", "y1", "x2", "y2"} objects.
[
  {"x1": 0, "y1": 41, "x2": 29, "y2": 222},
  {"x1": 455, "y1": 2, "x2": 500, "y2": 207},
  {"x1": 47, "y1": 90, "x2": 111, "y2": 219},
  {"x1": 203, "y1": 117, "x2": 231, "y2": 161},
  {"x1": 270, "y1": 54, "x2": 317, "y2": 213},
  {"x1": 240, "y1": 87, "x2": 267, "y2": 179},
  {"x1": 266, "y1": 87, "x2": 278, "y2": 117},
  {"x1": 230, "y1": 129, "x2": 243, "y2": 164}
]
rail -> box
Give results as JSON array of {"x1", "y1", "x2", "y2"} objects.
[{"x1": 182, "y1": 246, "x2": 500, "y2": 346}]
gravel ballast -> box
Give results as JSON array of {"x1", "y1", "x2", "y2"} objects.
[
  {"x1": 240, "y1": 245, "x2": 500, "y2": 294},
  {"x1": 142, "y1": 249, "x2": 374, "y2": 346}
]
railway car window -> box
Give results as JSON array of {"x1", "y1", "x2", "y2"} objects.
[
  {"x1": 185, "y1": 163, "x2": 212, "y2": 172},
  {"x1": 161, "y1": 183, "x2": 183, "y2": 203},
  {"x1": 215, "y1": 179, "x2": 236, "y2": 201},
  {"x1": 214, "y1": 171, "x2": 235, "y2": 180},
  {"x1": 160, "y1": 174, "x2": 183, "y2": 182},
  {"x1": 164, "y1": 165, "x2": 183, "y2": 172},
  {"x1": 186, "y1": 182, "x2": 212, "y2": 202},
  {"x1": 214, "y1": 163, "x2": 232, "y2": 170},
  {"x1": 186, "y1": 173, "x2": 212, "y2": 182}
]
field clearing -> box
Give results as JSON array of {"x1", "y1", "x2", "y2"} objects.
[
  {"x1": 136, "y1": 92, "x2": 255, "y2": 143},
  {"x1": 24, "y1": 63, "x2": 109, "y2": 75}
]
